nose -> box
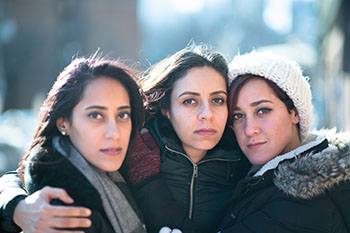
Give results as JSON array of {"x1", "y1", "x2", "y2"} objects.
[
  {"x1": 244, "y1": 117, "x2": 260, "y2": 136},
  {"x1": 104, "y1": 119, "x2": 120, "y2": 140},
  {"x1": 198, "y1": 102, "x2": 213, "y2": 120}
]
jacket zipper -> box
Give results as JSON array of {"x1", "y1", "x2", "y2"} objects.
[
  {"x1": 165, "y1": 145, "x2": 197, "y2": 219},
  {"x1": 164, "y1": 145, "x2": 240, "y2": 219},
  {"x1": 189, "y1": 164, "x2": 198, "y2": 218}
]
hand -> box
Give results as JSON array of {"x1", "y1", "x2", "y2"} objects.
[
  {"x1": 127, "y1": 128, "x2": 161, "y2": 185},
  {"x1": 13, "y1": 186, "x2": 91, "y2": 233},
  {"x1": 159, "y1": 226, "x2": 182, "y2": 233}
]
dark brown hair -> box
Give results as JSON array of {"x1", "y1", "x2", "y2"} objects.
[
  {"x1": 19, "y1": 55, "x2": 145, "y2": 181},
  {"x1": 139, "y1": 44, "x2": 229, "y2": 118}
]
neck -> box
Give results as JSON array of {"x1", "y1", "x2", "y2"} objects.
[
  {"x1": 183, "y1": 147, "x2": 207, "y2": 164},
  {"x1": 282, "y1": 133, "x2": 302, "y2": 155}
]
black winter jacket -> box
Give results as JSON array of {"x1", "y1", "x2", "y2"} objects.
[
  {"x1": 218, "y1": 130, "x2": 350, "y2": 233},
  {"x1": 24, "y1": 143, "x2": 142, "y2": 233},
  {"x1": 134, "y1": 116, "x2": 250, "y2": 233},
  {"x1": 0, "y1": 146, "x2": 144, "y2": 233},
  {"x1": 0, "y1": 171, "x2": 26, "y2": 232}
]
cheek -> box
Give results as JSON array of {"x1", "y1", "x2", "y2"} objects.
[
  {"x1": 123, "y1": 123, "x2": 133, "y2": 142},
  {"x1": 214, "y1": 106, "x2": 228, "y2": 119},
  {"x1": 69, "y1": 120, "x2": 101, "y2": 150},
  {"x1": 270, "y1": 116, "x2": 289, "y2": 135},
  {"x1": 169, "y1": 109, "x2": 190, "y2": 129},
  {"x1": 169, "y1": 116, "x2": 187, "y2": 136},
  {"x1": 168, "y1": 114, "x2": 192, "y2": 142},
  {"x1": 71, "y1": 130, "x2": 97, "y2": 153},
  {"x1": 233, "y1": 125, "x2": 246, "y2": 147},
  {"x1": 214, "y1": 111, "x2": 228, "y2": 130}
]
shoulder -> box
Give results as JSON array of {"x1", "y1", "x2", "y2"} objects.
[
  {"x1": 24, "y1": 147, "x2": 102, "y2": 209},
  {"x1": 274, "y1": 129, "x2": 350, "y2": 199}
]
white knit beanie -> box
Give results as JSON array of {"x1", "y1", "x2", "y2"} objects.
[{"x1": 228, "y1": 51, "x2": 312, "y2": 142}]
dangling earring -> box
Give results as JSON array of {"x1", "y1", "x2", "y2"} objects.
[{"x1": 61, "y1": 131, "x2": 66, "y2": 136}]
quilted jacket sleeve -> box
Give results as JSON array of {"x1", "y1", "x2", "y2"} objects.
[{"x1": 0, "y1": 171, "x2": 27, "y2": 232}]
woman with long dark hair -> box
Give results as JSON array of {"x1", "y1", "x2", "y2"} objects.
[{"x1": 1, "y1": 55, "x2": 146, "y2": 233}]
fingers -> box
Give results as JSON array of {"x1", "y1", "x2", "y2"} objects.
[
  {"x1": 13, "y1": 186, "x2": 92, "y2": 232},
  {"x1": 159, "y1": 227, "x2": 183, "y2": 233},
  {"x1": 23, "y1": 213, "x2": 91, "y2": 232},
  {"x1": 159, "y1": 227, "x2": 172, "y2": 233},
  {"x1": 172, "y1": 229, "x2": 182, "y2": 233},
  {"x1": 39, "y1": 216, "x2": 91, "y2": 229},
  {"x1": 28, "y1": 227, "x2": 85, "y2": 233},
  {"x1": 45, "y1": 205, "x2": 91, "y2": 217},
  {"x1": 40, "y1": 186, "x2": 74, "y2": 204}
]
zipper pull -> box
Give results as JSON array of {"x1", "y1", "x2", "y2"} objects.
[{"x1": 193, "y1": 164, "x2": 198, "y2": 178}]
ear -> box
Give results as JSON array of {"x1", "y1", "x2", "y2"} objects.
[
  {"x1": 161, "y1": 109, "x2": 170, "y2": 119},
  {"x1": 56, "y1": 117, "x2": 70, "y2": 136},
  {"x1": 291, "y1": 109, "x2": 300, "y2": 124}
]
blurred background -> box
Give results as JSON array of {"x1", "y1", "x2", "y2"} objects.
[{"x1": 0, "y1": 0, "x2": 349, "y2": 175}]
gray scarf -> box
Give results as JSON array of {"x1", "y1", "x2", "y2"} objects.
[{"x1": 53, "y1": 136, "x2": 146, "y2": 233}]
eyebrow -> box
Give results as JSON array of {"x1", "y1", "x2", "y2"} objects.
[
  {"x1": 85, "y1": 105, "x2": 131, "y2": 110},
  {"x1": 234, "y1": 99, "x2": 273, "y2": 110},
  {"x1": 178, "y1": 90, "x2": 227, "y2": 98},
  {"x1": 250, "y1": 99, "x2": 273, "y2": 107}
]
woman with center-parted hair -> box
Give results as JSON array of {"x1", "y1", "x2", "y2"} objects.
[{"x1": 125, "y1": 44, "x2": 251, "y2": 233}]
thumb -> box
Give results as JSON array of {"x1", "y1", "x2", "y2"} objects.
[{"x1": 40, "y1": 186, "x2": 74, "y2": 204}]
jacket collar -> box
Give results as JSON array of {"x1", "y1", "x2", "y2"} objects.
[
  {"x1": 273, "y1": 129, "x2": 350, "y2": 199},
  {"x1": 254, "y1": 134, "x2": 328, "y2": 177}
]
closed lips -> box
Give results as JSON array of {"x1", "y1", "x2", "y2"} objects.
[{"x1": 100, "y1": 148, "x2": 122, "y2": 155}]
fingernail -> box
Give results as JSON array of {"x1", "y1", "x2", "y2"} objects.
[{"x1": 85, "y1": 209, "x2": 92, "y2": 215}]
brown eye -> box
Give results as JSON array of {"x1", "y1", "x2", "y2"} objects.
[
  {"x1": 182, "y1": 98, "x2": 196, "y2": 105},
  {"x1": 232, "y1": 113, "x2": 243, "y2": 120},
  {"x1": 88, "y1": 112, "x2": 103, "y2": 119},
  {"x1": 212, "y1": 97, "x2": 225, "y2": 105},
  {"x1": 257, "y1": 108, "x2": 272, "y2": 115},
  {"x1": 118, "y1": 112, "x2": 131, "y2": 121}
]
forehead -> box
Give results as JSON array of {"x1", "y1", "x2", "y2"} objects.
[
  {"x1": 172, "y1": 66, "x2": 226, "y2": 93},
  {"x1": 243, "y1": 78, "x2": 274, "y2": 92},
  {"x1": 237, "y1": 79, "x2": 278, "y2": 102},
  {"x1": 81, "y1": 77, "x2": 130, "y2": 103}
]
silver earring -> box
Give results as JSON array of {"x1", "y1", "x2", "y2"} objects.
[{"x1": 61, "y1": 131, "x2": 66, "y2": 136}]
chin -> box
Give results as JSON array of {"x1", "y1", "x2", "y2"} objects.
[
  {"x1": 98, "y1": 164, "x2": 122, "y2": 172},
  {"x1": 199, "y1": 142, "x2": 218, "y2": 150},
  {"x1": 247, "y1": 156, "x2": 265, "y2": 166}
]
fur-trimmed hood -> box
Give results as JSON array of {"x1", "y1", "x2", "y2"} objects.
[{"x1": 273, "y1": 128, "x2": 350, "y2": 199}]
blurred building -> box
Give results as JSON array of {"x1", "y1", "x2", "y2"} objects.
[
  {"x1": 0, "y1": 0, "x2": 139, "y2": 174},
  {"x1": 0, "y1": 0, "x2": 139, "y2": 111},
  {"x1": 318, "y1": 0, "x2": 350, "y2": 130}
]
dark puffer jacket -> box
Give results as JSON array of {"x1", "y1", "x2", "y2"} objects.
[
  {"x1": 218, "y1": 129, "x2": 350, "y2": 233},
  {"x1": 134, "y1": 116, "x2": 251, "y2": 233},
  {"x1": 24, "y1": 144, "x2": 143, "y2": 233}
]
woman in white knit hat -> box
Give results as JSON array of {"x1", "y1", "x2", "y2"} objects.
[{"x1": 217, "y1": 51, "x2": 350, "y2": 233}]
